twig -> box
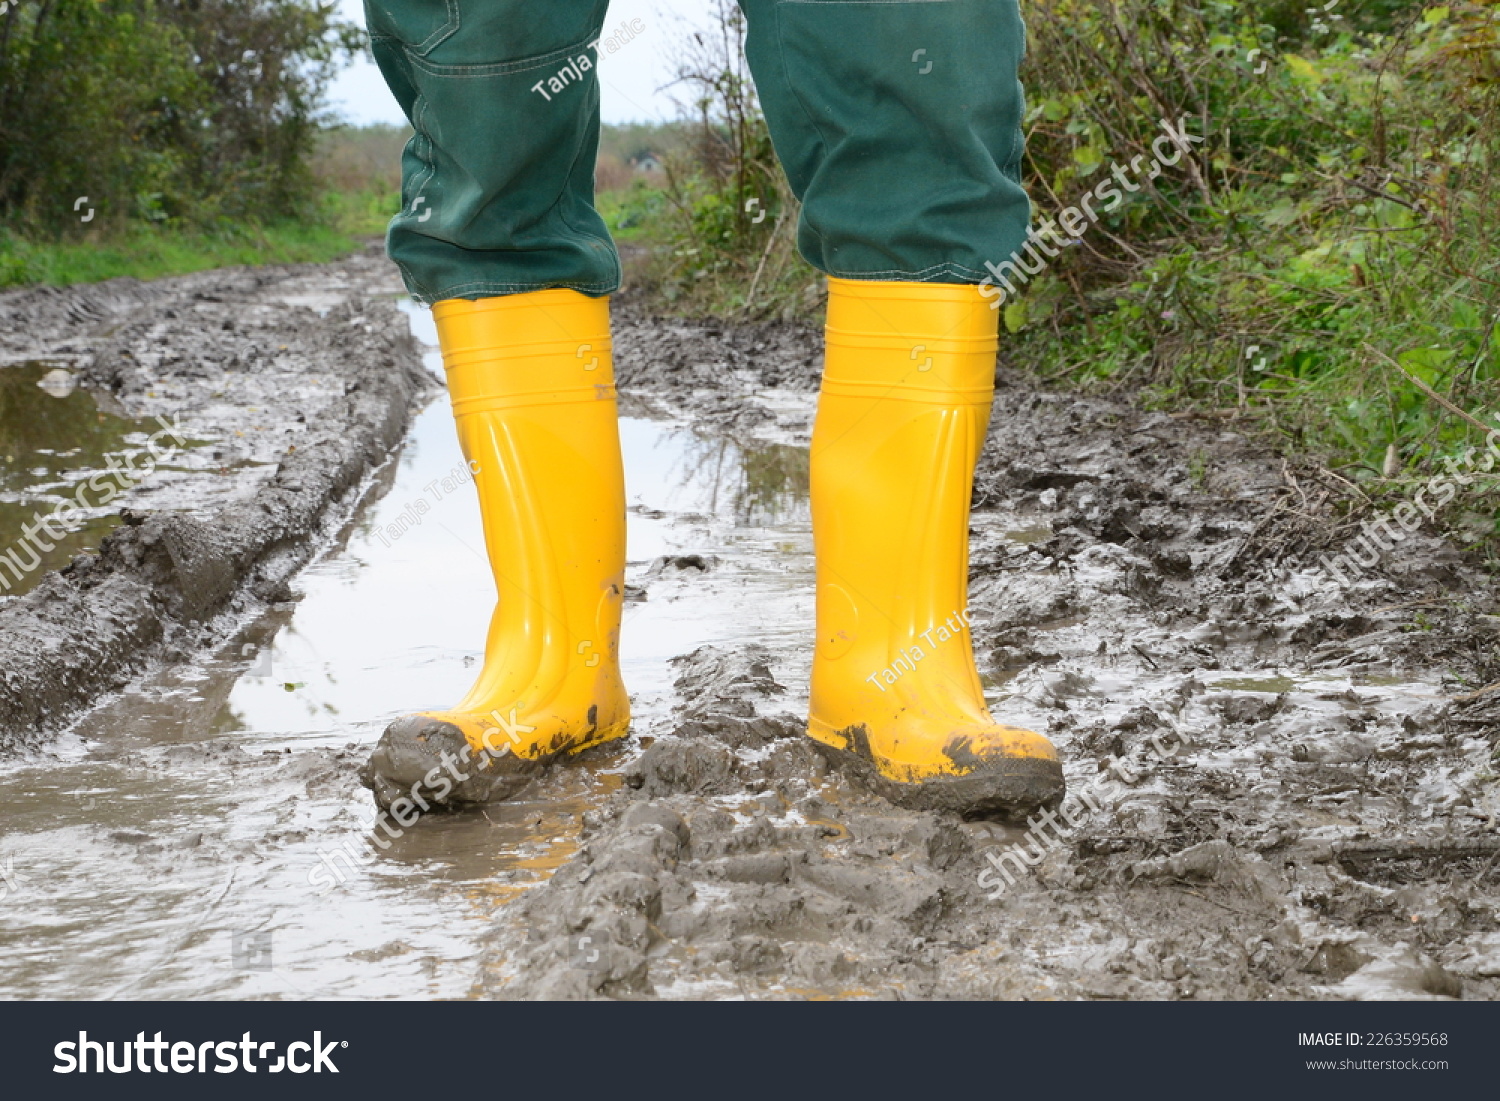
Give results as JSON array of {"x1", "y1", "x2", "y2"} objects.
[
  {"x1": 743, "y1": 209, "x2": 785, "y2": 317},
  {"x1": 1450, "y1": 681, "x2": 1500, "y2": 703},
  {"x1": 1336, "y1": 172, "x2": 1430, "y2": 219},
  {"x1": 1172, "y1": 886, "x2": 1258, "y2": 917},
  {"x1": 1369, "y1": 596, "x2": 1454, "y2": 615},
  {"x1": 1168, "y1": 408, "x2": 1241, "y2": 420},
  {"x1": 1328, "y1": 837, "x2": 1500, "y2": 862},
  {"x1": 1281, "y1": 458, "x2": 1309, "y2": 512}
]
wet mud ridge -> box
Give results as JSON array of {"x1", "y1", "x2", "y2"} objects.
[
  {"x1": 478, "y1": 296, "x2": 1500, "y2": 1000},
  {"x1": 0, "y1": 247, "x2": 434, "y2": 747}
]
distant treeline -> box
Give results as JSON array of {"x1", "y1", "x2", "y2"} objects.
[{"x1": 0, "y1": 0, "x2": 360, "y2": 233}]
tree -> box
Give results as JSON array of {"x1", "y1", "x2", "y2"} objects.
[{"x1": 0, "y1": 0, "x2": 359, "y2": 231}]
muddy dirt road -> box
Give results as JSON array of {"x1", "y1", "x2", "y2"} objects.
[{"x1": 2, "y1": 248, "x2": 1498, "y2": 1000}]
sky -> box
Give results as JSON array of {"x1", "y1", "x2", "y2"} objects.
[{"x1": 328, "y1": 0, "x2": 707, "y2": 126}]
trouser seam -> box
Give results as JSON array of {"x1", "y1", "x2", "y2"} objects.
[
  {"x1": 826, "y1": 262, "x2": 990, "y2": 282},
  {"x1": 395, "y1": 259, "x2": 440, "y2": 303},
  {"x1": 394, "y1": 89, "x2": 441, "y2": 305},
  {"x1": 402, "y1": 34, "x2": 603, "y2": 77},
  {"x1": 418, "y1": 279, "x2": 617, "y2": 306}
]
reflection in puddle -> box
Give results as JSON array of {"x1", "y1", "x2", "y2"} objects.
[
  {"x1": 647, "y1": 429, "x2": 808, "y2": 530},
  {"x1": 0, "y1": 305, "x2": 815, "y2": 999},
  {"x1": 0, "y1": 361, "x2": 203, "y2": 596}
]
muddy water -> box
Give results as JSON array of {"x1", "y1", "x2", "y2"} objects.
[
  {"x1": 0, "y1": 362, "x2": 205, "y2": 596},
  {"x1": 0, "y1": 305, "x2": 812, "y2": 999}
]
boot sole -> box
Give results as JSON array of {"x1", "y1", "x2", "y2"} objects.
[{"x1": 811, "y1": 731, "x2": 1066, "y2": 822}]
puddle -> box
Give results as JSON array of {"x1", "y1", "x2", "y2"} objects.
[
  {"x1": 0, "y1": 362, "x2": 203, "y2": 597},
  {"x1": 1004, "y1": 524, "x2": 1053, "y2": 545},
  {"x1": 1210, "y1": 675, "x2": 1300, "y2": 694},
  {"x1": 0, "y1": 304, "x2": 815, "y2": 999}
]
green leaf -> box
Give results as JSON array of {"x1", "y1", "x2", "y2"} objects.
[
  {"x1": 1284, "y1": 55, "x2": 1325, "y2": 84},
  {"x1": 1397, "y1": 346, "x2": 1456, "y2": 385},
  {"x1": 1003, "y1": 299, "x2": 1029, "y2": 333},
  {"x1": 1262, "y1": 199, "x2": 1302, "y2": 228},
  {"x1": 1071, "y1": 144, "x2": 1105, "y2": 174}
]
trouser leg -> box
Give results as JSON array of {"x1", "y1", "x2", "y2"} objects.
[
  {"x1": 738, "y1": 0, "x2": 1031, "y2": 284},
  {"x1": 365, "y1": 0, "x2": 618, "y2": 303},
  {"x1": 359, "y1": 3, "x2": 632, "y2": 810},
  {"x1": 737, "y1": 3, "x2": 1062, "y2": 815}
]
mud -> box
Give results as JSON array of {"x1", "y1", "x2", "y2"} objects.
[
  {"x1": 474, "y1": 292, "x2": 1500, "y2": 1000},
  {"x1": 0, "y1": 246, "x2": 434, "y2": 746},
  {"x1": 4, "y1": 254, "x2": 1499, "y2": 1000}
]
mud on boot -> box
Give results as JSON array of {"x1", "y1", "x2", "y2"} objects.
[
  {"x1": 361, "y1": 290, "x2": 633, "y2": 810},
  {"x1": 360, "y1": 708, "x2": 622, "y2": 811},
  {"x1": 805, "y1": 279, "x2": 1065, "y2": 820},
  {"x1": 811, "y1": 722, "x2": 1065, "y2": 821}
]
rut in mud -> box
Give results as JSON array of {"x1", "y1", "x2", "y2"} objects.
[
  {"x1": 0, "y1": 248, "x2": 432, "y2": 744},
  {"x1": 1, "y1": 251, "x2": 1498, "y2": 1000}
]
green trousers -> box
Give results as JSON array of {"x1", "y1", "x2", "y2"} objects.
[{"x1": 366, "y1": 0, "x2": 1031, "y2": 303}]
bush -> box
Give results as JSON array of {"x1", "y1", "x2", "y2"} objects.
[
  {"x1": 637, "y1": 0, "x2": 815, "y2": 317},
  {"x1": 1005, "y1": 0, "x2": 1500, "y2": 534},
  {"x1": 0, "y1": 0, "x2": 360, "y2": 234}
]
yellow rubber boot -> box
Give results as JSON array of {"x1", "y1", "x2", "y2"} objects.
[
  {"x1": 807, "y1": 277, "x2": 1064, "y2": 818},
  {"x1": 362, "y1": 290, "x2": 630, "y2": 809}
]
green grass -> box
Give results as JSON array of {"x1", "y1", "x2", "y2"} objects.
[
  {"x1": 596, "y1": 181, "x2": 669, "y2": 244},
  {"x1": 0, "y1": 186, "x2": 399, "y2": 290}
]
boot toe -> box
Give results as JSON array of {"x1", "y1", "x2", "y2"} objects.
[
  {"x1": 360, "y1": 714, "x2": 539, "y2": 810},
  {"x1": 814, "y1": 722, "x2": 1066, "y2": 821},
  {"x1": 913, "y1": 753, "x2": 1066, "y2": 820},
  {"x1": 360, "y1": 715, "x2": 466, "y2": 810}
]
